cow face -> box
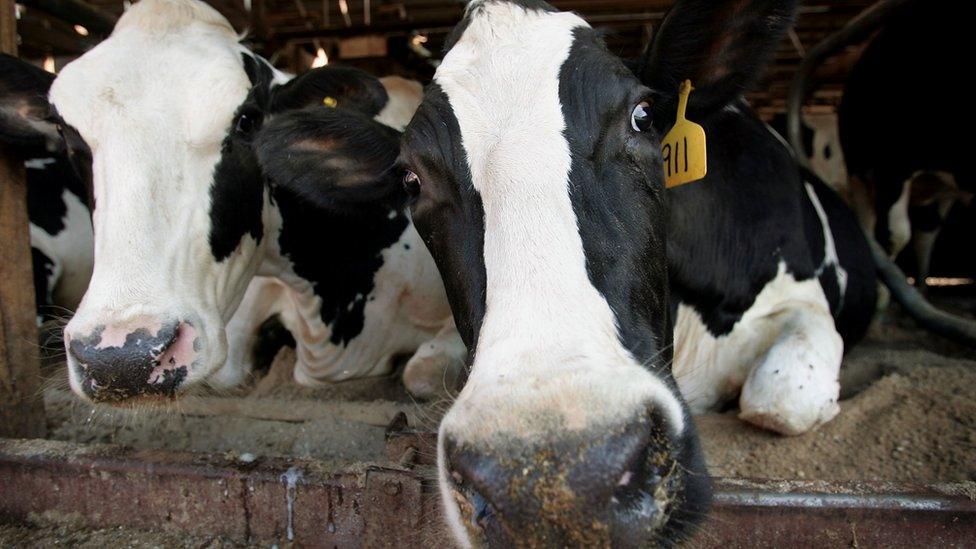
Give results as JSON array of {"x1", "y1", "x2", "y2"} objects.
[
  {"x1": 401, "y1": 0, "x2": 795, "y2": 545},
  {"x1": 38, "y1": 0, "x2": 395, "y2": 404}
]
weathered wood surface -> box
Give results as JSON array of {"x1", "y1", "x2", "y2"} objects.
[{"x1": 0, "y1": 0, "x2": 46, "y2": 438}]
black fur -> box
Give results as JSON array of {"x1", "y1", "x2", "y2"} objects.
[
  {"x1": 0, "y1": 53, "x2": 58, "y2": 150},
  {"x1": 399, "y1": 84, "x2": 487, "y2": 350},
  {"x1": 638, "y1": 0, "x2": 797, "y2": 121},
  {"x1": 211, "y1": 56, "x2": 410, "y2": 346},
  {"x1": 256, "y1": 107, "x2": 402, "y2": 210},
  {"x1": 208, "y1": 58, "x2": 396, "y2": 262}
]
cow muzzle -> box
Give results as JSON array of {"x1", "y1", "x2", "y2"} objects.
[
  {"x1": 441, "y1": 409, "x2": 694, "y2": 547},
  {"x1": 65, "y1": 316, "x2": 200, "y2": 403}
]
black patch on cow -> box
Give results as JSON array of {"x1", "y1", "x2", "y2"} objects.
[
  {"x1": 208, "y1": 125, "x2": 266, "y2": 261},
  {"x1": 559, "y1": 27, "x2": 672, "y2": 367},
  {"x1": 26, "y1": 158, "x2": 70, "y2": 235},
  {"x1": 667, "y1": 107, "x2": 818, "y2": 335},
  {"x1": 273, "y1": 187, "x2": 409, "y2": 346},
  {"x1": 207, "y1": 57, "x2": 271, "y2": 262},
  {"x1": 252, "y1": 314, "x2": 296, "y2": 376},
  {"x1": 401, "y1": 84, "x2": 487, "y2": 350}
]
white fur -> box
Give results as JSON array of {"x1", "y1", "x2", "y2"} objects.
[
  {"x1": 673, "y1": 262, "x2": 843, "y2": 435},
  {"x1": 886, "y1": 175, "x2": 913, "y2": 256},
  {"x1": 433, "y1": 3, "x2": 686, "y2": 543},
  {"x1": 806, "y1": 112, "x2": 847, "y2": 194},
  {"x1": 376, "y1": 76, "x2": 424, "y2": 131}
]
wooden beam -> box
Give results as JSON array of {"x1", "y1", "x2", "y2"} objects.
[
  {"x1": 18, "y1": 17, "x2": 99, "y2": 54},
  {"x1": 0, "y1": 0, "x2": 46, "y2": 439},
  {"x1": 21, "y1": 0, "x2": 116, "y2": 35}
]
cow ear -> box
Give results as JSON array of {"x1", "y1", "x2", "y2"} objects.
[
  {"x1": 638, "y1": 0, "x2": 797, "y2": 120},
  {"x1": 270, "y1": 65, "x2": 389, "y2": 117},
  {"x1": 0, "y1": 53, "x2": 60, "y2": 150},
  {"x1": 255, "y1": 106, "x2": 401, "y2": 211}
]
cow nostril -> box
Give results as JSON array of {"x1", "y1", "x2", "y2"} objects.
[
  {"x1": 609, "y1": 437, "x2": 680, "y2": 533},
  {"x1": 448, "y1": 469, "x2": 499, "y2": 536}
]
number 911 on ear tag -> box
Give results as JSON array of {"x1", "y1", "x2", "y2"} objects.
[{"x1": 662, "y1": 80, "x2": 707, "y2": 188}]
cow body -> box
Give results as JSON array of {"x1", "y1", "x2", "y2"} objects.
[
  {"x1": 395, "y1": 0, "x2": 877, "y2": 544},
  {"x1": 0, "y1": 0, "x2": 464, "y2": 403},
  {"x1": 669, "y1": 101, "x2": 876, "y2": 433},
  {"x1": 840, "y1": 0, "x2": 973, "y2": 288}
]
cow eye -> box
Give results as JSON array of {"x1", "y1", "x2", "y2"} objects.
[
  {"x1": 235, "y1": 112, "x2": 260, "y2": 135},
  {"x1": 631, "y1": 101, "x2": 652, "y2": 132},
  {"x1": 403, "y1": 170, "x2": 421, "y2": 196}
]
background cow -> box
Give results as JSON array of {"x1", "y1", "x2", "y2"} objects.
[
  {"x1": 347, "y1": 0, "x2": 874, "y2": 544},
  {"x1": 0, "y1": 0, "x2": 463, "y2": 404},
  {"x1": 840, "y1": 0, "x2": 973, "y2": 291}
]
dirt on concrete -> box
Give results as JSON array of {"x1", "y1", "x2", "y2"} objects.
[{"x1": 37, "y1": 293, "x2": 976, "y2": 484}]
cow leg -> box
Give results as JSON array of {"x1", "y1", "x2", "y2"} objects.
[
  {"x1": 738, "y1": 302, "x2": 843, "y2": 436},
  {"x1": 402, "y1": 321, "x2": 467, "y2": 399},
  {"x1": 882, "y1": 175, "x2": 913, "y2": 257}
]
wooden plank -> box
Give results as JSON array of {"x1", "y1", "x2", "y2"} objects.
[
  {"x1": 0, "y1": 0, "x2": 46, "y2": 439},
  {"x1": 21, "y1": 0, "x2": 116, "y2": 35}
]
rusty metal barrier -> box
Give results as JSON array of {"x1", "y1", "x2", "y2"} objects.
[{"x1": 2, "y1": 437, "x2": 974, "y2": 547}]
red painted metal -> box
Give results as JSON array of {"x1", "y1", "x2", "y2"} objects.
[{"x1": 1, "y1": 438, "x2": 974, "y2": 547}]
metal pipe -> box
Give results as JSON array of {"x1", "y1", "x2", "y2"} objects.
[
  {"x1": 20, "y1": 0, "x2": 116, "y2": 35},
  {"x1": 786, "y1": 0, "x2": 913, "y2": 167}
]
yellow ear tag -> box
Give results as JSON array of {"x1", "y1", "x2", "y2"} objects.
[
  {"x1": 661, "y1": 80, "x2": 707, "y2": 188},
  {"x1": 322, "y1": 96, "x2": 338, "y2": 108}
]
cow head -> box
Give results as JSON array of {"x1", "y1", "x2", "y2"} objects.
[
  {"x1": 400, "y1": 0, "x2": 795, "y2": 545},
  {"x1": 20, "y1": 0, "x2": 399, "y2": 404}
]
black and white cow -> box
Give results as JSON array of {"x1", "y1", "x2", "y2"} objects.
[
  {"x1": 0, "y1": 53, "x2": 94, "y2": 323},
  {"x1": 769, "y1": 111, "x2": 847, "y2": 195},
  {"x1": 840, "y1": 0, "x2": 973, "y2": 289},
  {"x1": 359, "y1": 0, "x2": 875, "y2": 544},
  {"x1": 1, "y1": 0, "x2": 463, "y2": 403},
  {"x1": 25, "y1": 155, "x2": 94, "y2": 322}
]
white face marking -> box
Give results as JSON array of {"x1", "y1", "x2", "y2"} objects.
[
  {"x1": 432, "y1": 3, "x2": 686, "y2": 542},
  {"x1": 50, "y1": 0, "x2": 276, "y2": 386},
  {"x1": 437, "y1": 0, "x2": 684, "y2": 436}
]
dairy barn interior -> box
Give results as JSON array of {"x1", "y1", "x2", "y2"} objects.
[{"x1": 0, "y1": 0, "x2": 974, "y2": 546}]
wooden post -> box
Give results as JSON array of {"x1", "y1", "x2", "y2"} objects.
[{"x1": 0, "y1": 0, "x2": 46, "y2": 439}]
